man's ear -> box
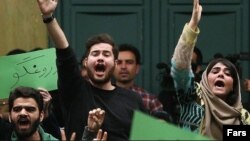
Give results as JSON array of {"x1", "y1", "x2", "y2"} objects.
[
  {"x1": 136, "y1": 65, "x2": 140, "y2": 74},
  {"x1": 8, "y1": 114, "x2": 11, "y2": 123},
  {"x1": 115, "y1": 59, "x2": 118, "y2": 66},
  {"x1": 39, "y1": 111, "x2": 44, "y2": 122},
  {"x1": 84, "y1": 58, "x2": 87, "y2": 67}
]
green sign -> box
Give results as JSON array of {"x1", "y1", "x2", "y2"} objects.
[
  {"x1": 0, "y1": 48, "x2": 57, "y2": 99},
  {"x1": 130, "y1": 111, "x2": 212, "y2": 140}
]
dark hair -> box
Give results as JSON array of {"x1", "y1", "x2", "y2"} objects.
[
  {"x1": 118, "y1": 43, "x2": 141, "y2": 65},
  {"x1": 6, "y1": 49, "x2": 26, "y2": 56},
  {"x1": 83, "y1": 33, "x2": 118, "y2": 60},
  {"x1": 30, "y1": 47, "x2": 43, "y2": 52},
  {"x1": 8, "y1": 86, "x2": 44, "y2": 112},
  {"x1": 193, "y1": 46, "x2": 203, "y2": 65},
  {"x1": 206, "y1": 58, "x2": 239, "y2": 105}
]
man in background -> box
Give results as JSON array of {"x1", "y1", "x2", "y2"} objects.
[
  {"x1": 192, "y1": 46, "x2": 203, "y2": 82},
  {"x1": 113, "y1": 44, "x2": 164, "y2": 114}
]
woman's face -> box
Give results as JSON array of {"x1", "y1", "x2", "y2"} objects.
[{"x1": 207, "y1": 62, "x2": 234, "y2": 100}]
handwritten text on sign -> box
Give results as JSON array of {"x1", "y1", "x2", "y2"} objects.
[{"x1": 0, "y1": 48, "x2": 57, "y2": 99}]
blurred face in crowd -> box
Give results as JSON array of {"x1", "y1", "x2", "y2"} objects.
[
  {"x1": 85, "y1": 43, "x2": 116, "y2": 84},
  {"x1": 114, "y1": 51, "x2": 139, "y2": 84},
  {"x1": 10, "y1": 97, "x2": 43, "y2": 139},
  {"x1": 192, "y1": 51, "x2": 200, "y2": 73}
]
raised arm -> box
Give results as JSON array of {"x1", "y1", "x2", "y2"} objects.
[
  {"x1": 172, "y1": 0, "x2": 202, "y2": 70},
  {"x1": 171, "y1": 0, "x2": 202, "y2": 91},
  {"x1": 37, "y1": 0, "x2": 69, "y2": 49}
]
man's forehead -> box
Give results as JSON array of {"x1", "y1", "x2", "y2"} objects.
[
  {"x1": 90, "y1": 43, "x2": 113, "y2": 51},
  {"x1": 13, "y1": 97, "x2": 37, "y2": 107},
  {"x1": 118, "y1": 52, "x2": 136, "y2": 60},
  {"x1": 90, "y1": 49, "x2": 112, "y2": 52}
]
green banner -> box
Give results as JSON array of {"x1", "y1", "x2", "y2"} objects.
[
  {"x1": 130, "y1": 111, "x2": 212, "y2": 140},
  {"x1": 0, "y1": 48, "x2": 57, "y2": 99}
]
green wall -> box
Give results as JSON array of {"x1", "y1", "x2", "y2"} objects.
[{"x1": 55, "y1": 0, "x2": 250, "y2": 102}]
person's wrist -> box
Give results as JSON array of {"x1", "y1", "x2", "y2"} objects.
[
  {"x1": 87, "y1": 126, "x2": 97, "y2": 132},
  {"x1": 188, "y1": 20, "x2": 198, "y2": 31},
  {"x1": 42, "y1": 13, "x2": 55, "y2": 24}
]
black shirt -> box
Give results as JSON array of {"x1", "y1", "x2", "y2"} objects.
[{"x1": 56, "y1": 47, "x2": 147, "y2": 140}]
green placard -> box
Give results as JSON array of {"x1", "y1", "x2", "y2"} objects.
[
  {"x1": 0, "y1": 48, "x2": 57, "y2": 99},
  {"x1": 130, "y1": 111, "x2": 213, "y2": 140}
]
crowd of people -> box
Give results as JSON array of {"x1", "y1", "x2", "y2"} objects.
[{"x1": 1, "y1": 0, "x2": 250, "y2": 140}]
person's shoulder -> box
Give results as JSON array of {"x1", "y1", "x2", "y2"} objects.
[
  {"x1": 115, "y1": 86, "x2": 134, "y2": 94},
  {"x1": 131, "y1": 85, "x2": 146, "y2": 92},
  {"x1": 115, "y1": 86, "x2": 147, "y2": 112},
  {"x1": 44, "y1": 133, "x2": 59, "y2": 141},
  {"x1": 0, "y1": 118, "x2": 12, "y2": 140},
  {"x1": 115, "y1": 86, "x2": 142, "y2": 99},
  {"x1": 131, "y1": 85, "x2": 155, "y2": 96},
  {"x1": 39, "y1": 126, "x2": 59, "y2": 141}
]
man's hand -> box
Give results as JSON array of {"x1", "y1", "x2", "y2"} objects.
[
  {"x1": 60, "y1": 128, "x2": 76, "y2": 141},
  {"x1": 37, "y1": 0, "x2": 58, "y2": 16},
  {"x1": 38, "y1": 88, "x2": 52, "y2": 104},
  {"x1": 88, "y1": 108, "x2": 105, "y2": 132},
  {"x1": 38, "y1": 87, "x2": 52, "y2": 118}
]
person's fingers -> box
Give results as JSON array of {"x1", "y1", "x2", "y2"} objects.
[
  {"x1": 40, "y1": 91, "x2": 50, "y2": 98},
  {"x1": 37, "y1": 87, "x2": 48, "y2": 92},
  {"x1": 60, "y1": 128, "x2": 76, "y2": 141},
  {"x1": 39, "y1": 91, "x2": 52, "y2": 101},
  {"x1": 194, "y1": 0, "x2": 202, "y2": 14},
  {"x1": 70, "y1": 132, "x2": 76, "y2": 141},
  {"x1": 198, "y1": 2, "x2": 202, "y2": 13},
  {"x1": 102, "y1": 131, "x2": 108, "y2": 141},
  {"x1": 96, "y1": 109, "x2": 105, "y2": 118},
  {"x1": 92, "y1": 115, "x2": 99, "y2": 123},
  {"x1": 193, "y1": 0, "x2": 197, "y2": 9},
  {"x1": 38, "y1": 88, "x2": 51, "y2": 98},
  {"x1": 89, "y1": 109, "x2": 97, "y2": 115},
  {"x1": 96, "y1": 129, "x2": 103, "y2": 140},
  {"x1": 60, "y1": 128, "x2": 66, "y2": 141},
  {"x1": 98, "y1": 109, "x2": 105, "y2": 115},
  {"x1": 89, "y1": 110, "x2": 94, "y2": 116}
]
